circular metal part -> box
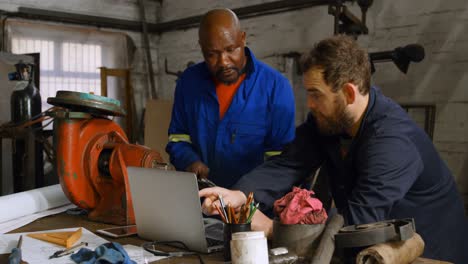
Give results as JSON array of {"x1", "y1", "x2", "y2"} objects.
[
  {"x1": 335, "y1": 219, "x2": 415, "y2": 248},
  {"x1": 355, "y1": 222, "x2": 391, "y2": 230},
  {"x1": 47, "y1": 110, "x2": 92, "y2": 119},
  {"x1": 47, "y1": 91, "x2": 126, "y2": 116},
  {"x1": 97, "y1": 148, "x2": 113, "y2": 179}
]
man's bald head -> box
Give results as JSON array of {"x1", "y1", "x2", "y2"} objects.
[
  {"x1": 198, "y1": 9, "x2": 247, "y2": 84},
  {"x1": 198, "y1": 9, "x2": 241, "y2": 42}
]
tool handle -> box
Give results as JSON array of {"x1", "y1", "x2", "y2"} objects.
[
  {"x1": 49, "y1": 241, "x2": 88, "y2": 259},
  {"x1": 8, "y1": 248, "x2": 21, "y2": 264}
]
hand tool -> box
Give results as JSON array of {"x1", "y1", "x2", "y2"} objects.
[
  {"x1": 49, "y1": 242, "x2": 88, "y2": 259},
  {"x1": 8, "y1": 235, "x2": 28, "y2": 264}
]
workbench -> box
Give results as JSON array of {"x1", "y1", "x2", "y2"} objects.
[
  {"x1": 1, "y1": 213, "x2": 223, "y2": 263},
  {"x1": 0, "y1": 212, "x2": 449, "y2": 264}
]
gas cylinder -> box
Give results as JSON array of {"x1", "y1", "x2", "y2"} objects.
[{"x1": 10, "y1": 63, "x2": 43, "y2": 192}]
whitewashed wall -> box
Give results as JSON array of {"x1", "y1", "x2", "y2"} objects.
[
  {"x1": 156, "y1": 0, "x2": 468, "y2": 209},
  {"x1": 0, "y1": 0, "x2": 159, "y2": 143},
  {"x1": 0, "y1": 0, "x2": 466, "y2": 209}
]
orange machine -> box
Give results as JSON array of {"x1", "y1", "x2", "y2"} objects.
[{"x1": 47, "y1": 91, "x2": 163, "y2": 225}]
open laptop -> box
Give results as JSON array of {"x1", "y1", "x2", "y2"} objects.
[{"x1": 127, "y1": 166, "x2": 224, "y2": 253}]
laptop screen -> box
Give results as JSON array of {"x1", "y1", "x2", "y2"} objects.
[{"x1": 127, "y1": 167, "x2": 222, "y2": 253}]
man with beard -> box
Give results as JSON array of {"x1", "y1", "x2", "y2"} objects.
[
  {"x1": 166, "y1": 9, "x2": 295, "y2": 188},
  {"x1": 200, "y1": 35, "x2": 467, "y2": 263}
]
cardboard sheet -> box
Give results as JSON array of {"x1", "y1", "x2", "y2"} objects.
[
  {"x1": 144, "y1": 99, "x2": 173, "y2": 164},
  {"x1": 0, "y1": 204, "x2": 74, "y2": 234},
  {"x1": 0, "y1": 184, "x2": 71, "y2": 225}
]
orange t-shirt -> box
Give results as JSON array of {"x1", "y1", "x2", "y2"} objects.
[{"x1": 215, "y1": 73, "x2": 246, "y2": 119}]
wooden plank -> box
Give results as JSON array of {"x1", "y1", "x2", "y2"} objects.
[
  {"x1": 104, "y1": 68, "x2": 128, "y2": 77},
  {"x1": 100, "y1": 67, "x2": 108, "y2": 97},
  {"x1": 27, "y1": 227, "x2": 82, "y2": 248},
  {"x1": 99, "y1": 67, "x2": 134, "y2": 142}
]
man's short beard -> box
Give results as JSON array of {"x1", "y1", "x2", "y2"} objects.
[
  {"x1": 215, "y1": 66, "x2": 246, "y2": 85},
  {"x1": 314, "y1": 97, "x2": 354, "y2": 136}
]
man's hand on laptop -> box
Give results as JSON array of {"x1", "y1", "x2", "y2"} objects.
[
  {"x1": 199, "y1": 187, "x2": 274, "y2": 238},
  {"x1": 186, "y1": 161, "x2": 210, "y2": 179},
  {"x1": 199, "y1": 187, "x2": 247, "y2": 215}
]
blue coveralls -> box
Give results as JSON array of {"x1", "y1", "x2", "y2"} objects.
[
  {"x1": 166, "y1": 48, "x2": 295, "y2": 188},
  {"x1": 233, "y1": 86, "x2": 468, "y2": 263}
]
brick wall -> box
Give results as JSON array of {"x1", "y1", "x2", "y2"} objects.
[
  {"x1": 1, "y1": 0, "x2": 466, "y2": 209},
  {"x1": 366, "y1": 1, "x2": 468, "y2": 208},
  {"x1": 156, "y1": 0, "x2": 468, "y2": 209}
]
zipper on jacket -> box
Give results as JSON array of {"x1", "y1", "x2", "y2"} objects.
[{"x1": 231, "y1": 131, "x2": 236, "y2": 144}]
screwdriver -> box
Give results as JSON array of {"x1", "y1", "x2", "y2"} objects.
[
  {"x1": 8, "y1": 235, "x2": 28, "y2": 264},
  {"x1": 49, "y1": 242, "x2": 88, "y2": 259}
]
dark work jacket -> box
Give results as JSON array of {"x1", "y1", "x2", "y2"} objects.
[{"x1": 233, "y1": 86, "x2": 468, "y2": 263}]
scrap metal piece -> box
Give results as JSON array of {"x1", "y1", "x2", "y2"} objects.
[
  {"x1": 335, "y1": 218, "x2": 415, "y2": 248},
  {"x1": 47, "y1": 90, "x2": 126, "y2": 116},
  {"x1": 49, "y1": 90, "x2": 163, "y2": 225},
  {"x1": 310, "y1": 213, "x2": 345, "y2": 264}
]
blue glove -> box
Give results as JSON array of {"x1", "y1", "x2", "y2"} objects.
[{"x1": 71, "y1": 242, "x2": 136, "y2": 264}]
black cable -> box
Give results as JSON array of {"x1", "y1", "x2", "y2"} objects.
[
  {"x1": 0, "y1": 107, "x2": 55, "y2": 128},
  {"x1": 142, "y1": 240, "x2": 205, "y2": 264},
  {"x1": 32, "y1": 118, "x2": 54, "y2": 131}
]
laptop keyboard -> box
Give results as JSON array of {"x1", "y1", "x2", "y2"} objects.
[
  {"x1": 206, "y1": 237, "x2": 223, "y2": 247},
  {"x1": 204, "y1": 218, "x2": 224, "y2": 241},
  {"x1": 203, "y1": 218, "x2": 224, "y2": 251}
]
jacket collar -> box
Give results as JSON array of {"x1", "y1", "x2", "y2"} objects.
[
  {"x1": 353, "y1": 86, "x2": 377, "y2": 140},
  {"x1": 244, "y1": 47, "x2": 256, "y2": 78}
]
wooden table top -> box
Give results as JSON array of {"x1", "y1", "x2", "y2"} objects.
[
  {"x1": 0, "y1": 212, "x2": 449, "y2": 264},
  {"x1": 1, "y1": 212, "x2": 224, "y2": 263}
]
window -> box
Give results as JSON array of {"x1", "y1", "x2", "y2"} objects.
[
  {"x1": 6, "y1": 19, "x2": 129, "y2": 112},
  {"x1": 11, "y1": 38, "x2": 102, "y2": 110}
]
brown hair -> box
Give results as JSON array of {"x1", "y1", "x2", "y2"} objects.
[{"x1": 300, "y1": 35, "x2": 371, "y2": 94}]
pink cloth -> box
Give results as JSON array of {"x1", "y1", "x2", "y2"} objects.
[{"x1": 274, "y1": 187, "x2": 328, "y2": 225}]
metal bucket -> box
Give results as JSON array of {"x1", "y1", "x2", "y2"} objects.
[{"x1": 272, "y1": 220, "x2": 325, "y2": 257}]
